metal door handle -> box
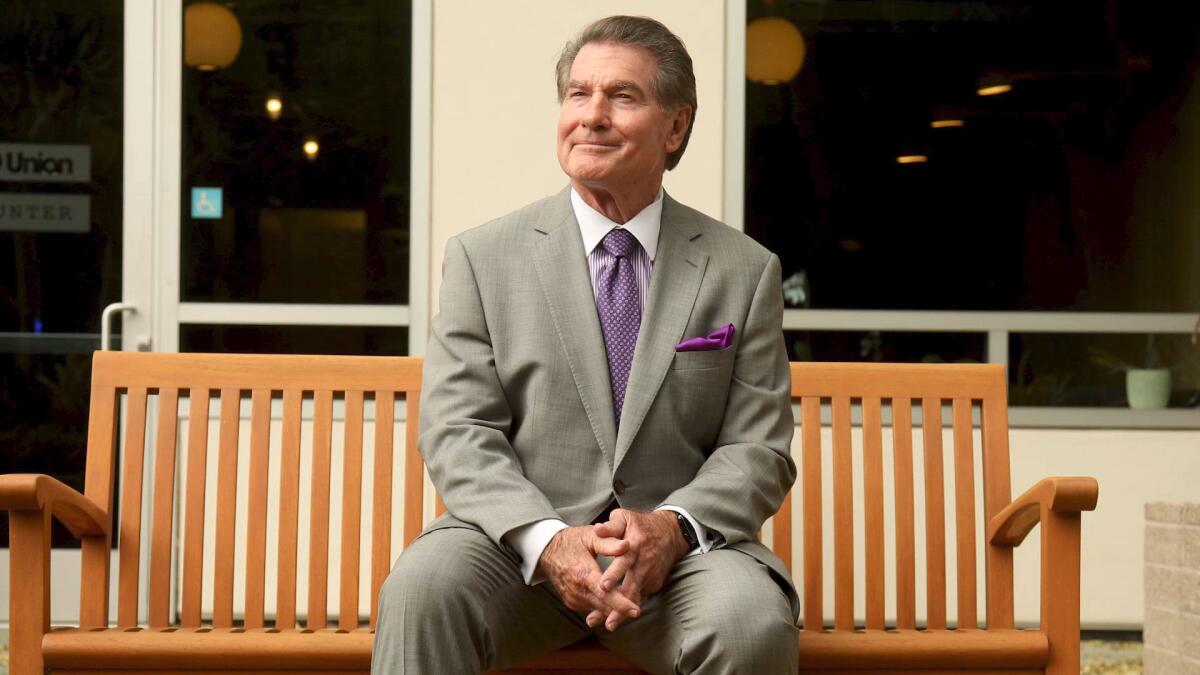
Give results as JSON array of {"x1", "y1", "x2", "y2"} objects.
[{"x1": 100, "y1": 302, "x2": 137, "y2": 351}]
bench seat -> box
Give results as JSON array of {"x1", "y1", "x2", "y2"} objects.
[{"x1": 43, "y1": 627, "x2": 1049, "y2": 673}]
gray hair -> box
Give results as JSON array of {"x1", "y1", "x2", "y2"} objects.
[{"x1": 555, "y1": 16, "x2": 697, "y2": 171}]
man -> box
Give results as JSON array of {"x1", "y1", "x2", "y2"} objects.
[{"x1": 373, "y1": 16, "x2": 798, "y2": 674}]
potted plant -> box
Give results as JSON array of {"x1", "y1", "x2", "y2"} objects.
[{"x1": 1088, "y1": 335, "x2": 1171, "y2": 409}]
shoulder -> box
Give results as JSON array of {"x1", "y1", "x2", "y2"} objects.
[{"x1": 665, "y1": 195, "x2": 775, "y2": 271}]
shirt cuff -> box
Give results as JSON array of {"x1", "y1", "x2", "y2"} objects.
[
  {"x1": 656, "y1": 505, "x2": 714, "y2": 557},
  {"x1": 504, "y1": 518, "x2": 569, "y2": 585}
]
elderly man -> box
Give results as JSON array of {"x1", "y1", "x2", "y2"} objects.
[{"x1": 373, "y1": 15, "x2": 798, "y2": 674}]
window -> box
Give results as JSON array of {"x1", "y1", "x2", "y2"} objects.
[{"x1": 743, "y1": 0, "x2": 1200, "y2": 423}]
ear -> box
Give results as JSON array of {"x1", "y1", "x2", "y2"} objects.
[{"x1": 664, "y1": 106, "x2": 692, "y2": 153}]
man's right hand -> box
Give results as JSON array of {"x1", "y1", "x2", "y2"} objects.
[{"x1": 537, "y1": 525, "x2": 641, "y2": 623}]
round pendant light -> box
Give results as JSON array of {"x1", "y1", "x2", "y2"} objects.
[
  {"x1": 184, "y1": 2, "x2": 243, "y2": 71},
  {"x1": 746, "y1": 17, "x2": 806, "y2": 85}
]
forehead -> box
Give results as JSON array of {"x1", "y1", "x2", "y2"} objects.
[{"x1": 568, "y1": 41, "x2": 658, "y2": 86}]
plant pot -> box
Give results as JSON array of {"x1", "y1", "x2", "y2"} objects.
[{"x1": 1126, "y1": 368, "x2": 1171, "y2": 409}]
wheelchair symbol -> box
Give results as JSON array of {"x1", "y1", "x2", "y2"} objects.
[{"x1": 191, "y1": 187, "x2": 223, "y2": 219}]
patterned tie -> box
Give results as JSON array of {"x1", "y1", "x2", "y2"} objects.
[{"x1": 596, "y1": 228, "x2": 642, "y2": 425}]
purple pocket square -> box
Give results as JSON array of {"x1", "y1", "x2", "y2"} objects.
[{"x1": 674, "y1": 323, "x2": 735, "y2": 352}]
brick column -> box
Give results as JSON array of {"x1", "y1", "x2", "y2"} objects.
[{"x1": 1144, "y1": 502, "x2": 1200, "y2": 674}]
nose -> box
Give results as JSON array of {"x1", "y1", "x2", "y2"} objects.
[{"x1": 580, "y1": 93, "x2": 610, "y2": 131}]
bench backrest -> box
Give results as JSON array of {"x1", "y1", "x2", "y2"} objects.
[
  {"x1": 781, "y1": 362, "x2": 1015, "y2": 632},
  {"x1": 81, "y1": 353, "x2": 1013, "y2": 634},
  {"x1": 82, "y1": 351, "x2": 423, "y2": 632}
]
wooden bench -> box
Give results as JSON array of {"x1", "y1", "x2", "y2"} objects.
[{"x1": 1, "y1": 351, "x2": 1098, "y2": 674}]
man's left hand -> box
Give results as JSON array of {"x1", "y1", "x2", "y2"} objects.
[{"x1": 587, "y1": 508, "x2": 689, "y2": 631}]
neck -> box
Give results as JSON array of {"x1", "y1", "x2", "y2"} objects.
[{"x1": 572, "y1": 178, "x2": 661, "y2": 224}]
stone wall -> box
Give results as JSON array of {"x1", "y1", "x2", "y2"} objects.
[{"x1": 1144, "y1": 502, "x2": 1200, "y2": 674}]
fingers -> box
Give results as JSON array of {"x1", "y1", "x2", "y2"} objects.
[
  {"x1": 599, "y1": 552, "x2": 634, "y2": 592},
  {"x1": 593, "y1": 508, "x2": 630, "y2": 539},
  {"x1": 591, "y1": 535, "x2": 630, "y2": 558}
]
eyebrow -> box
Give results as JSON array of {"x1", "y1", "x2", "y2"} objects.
[{"x1": 567, "y1": 79, "x2": 646, "y2": 95}]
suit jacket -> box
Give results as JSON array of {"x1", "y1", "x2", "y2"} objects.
[{"x1": 418, "y1": 186, "x2": 798, "y2": 614}]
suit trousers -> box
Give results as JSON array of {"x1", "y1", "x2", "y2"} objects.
[{"x1": 371, "y1": 527, "x2": 799, "y2": 674}]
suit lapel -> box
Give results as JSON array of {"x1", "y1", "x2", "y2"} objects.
[
  {"x1": 531, "y1": 189, "x2": 619, "y2": 466},
  {"x1": 614, "y1": 194, "x2": 708, "y2": 468}
]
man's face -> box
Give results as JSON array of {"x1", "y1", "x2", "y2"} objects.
[{"x1": 557, "y1": 42, "x2": 690, "y2": 191}]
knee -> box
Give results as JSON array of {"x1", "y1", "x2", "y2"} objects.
[
  {"x1": 682, "y1": 592, "x2": 798, "y2": 673},
  {"x1": 378, "y1": 539, "x2": 481, "y2": 620}
]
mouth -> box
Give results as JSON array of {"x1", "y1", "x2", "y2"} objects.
[{"x1": 574, "y1": 141, "x2": 619, "y2": 150}]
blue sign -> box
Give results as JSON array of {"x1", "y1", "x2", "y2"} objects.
[{"x1": 191, "y1": 187, "x2": 222, "y2": 219}]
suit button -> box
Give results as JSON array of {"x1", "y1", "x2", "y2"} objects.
[{"x1": 613, "y1": 480, "x2": 627, "y2": 495}]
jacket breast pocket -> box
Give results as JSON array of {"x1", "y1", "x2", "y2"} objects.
[{"x1": 671, "y1": 345, "x2": 736, "y2": 371}]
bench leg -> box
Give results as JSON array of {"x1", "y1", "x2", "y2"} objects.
[
  {"x1": 1041, "y1": 510, "x2": 1082, "y2": 675},
  {"x1": 9, "y1": 510, "x2": 50, "y2": 675}
]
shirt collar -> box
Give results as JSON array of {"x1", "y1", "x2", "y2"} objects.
[{"x1": 571, "y1": 187, "x2": 662, "y2": 262}]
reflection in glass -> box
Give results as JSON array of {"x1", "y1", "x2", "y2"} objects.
[
  {"x1": 745, "y1": 1, "x2": 1200, "y2": 314},
  {"x1": 1010, "y1": 333, "x2": 1200, "y2": 408},
  {"x1": 181, "y1": 1, "x2": 412, "y2": 304},
  {"x1": 785, "y1": 330, "x2": 985, "y2": 365}
]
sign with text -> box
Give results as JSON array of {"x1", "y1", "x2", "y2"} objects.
[
  {"x1": 0, "y1": 143, "x2": 91, "y2": 183},
  {"x1": 0, "y1": 193, "x2": 90, "y2": 233}
]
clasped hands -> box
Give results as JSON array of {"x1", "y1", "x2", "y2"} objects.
[{"x1": 536, "y1": 508, "x2": 689, "y2": 632}]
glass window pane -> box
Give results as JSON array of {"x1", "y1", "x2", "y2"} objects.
[
  {"x1": 1009, "y1": 333, "x2": 1200, "y2": 407},
  {"x1": 180, "y1": 2, "x2": 412, "y2": 304},
  {"x1": 180, "y1": 324, "x2": 407, "y2": 356},
  {"x1": 786, "y1": 330, "x2": 985, "y2": 364},
  {"x1": 745, "y1": 1, "x2": 1200, "y2": 312},
  {"x1": 0, "y1": 2, "x2": 124, "y2": 548}
]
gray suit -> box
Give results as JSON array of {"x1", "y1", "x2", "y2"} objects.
[{"x1": 373, "y1": 188, "x2": 799, "y2": 673}]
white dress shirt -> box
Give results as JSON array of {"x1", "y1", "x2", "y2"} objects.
[{"x1": 503, "y1": 188, "x2": 714, "y2": 585}]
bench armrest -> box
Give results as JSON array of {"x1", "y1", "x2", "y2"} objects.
[
  {"x1": 987, "y1": 476, "x2": 1098, "y2": 547},
  {"x1": 0, "y1": 474, "x2": 109, "y2": 538}
]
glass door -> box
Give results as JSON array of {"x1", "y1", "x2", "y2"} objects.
[{"x1": 0, "y1": 0, "x2": 162, "y2": 625}]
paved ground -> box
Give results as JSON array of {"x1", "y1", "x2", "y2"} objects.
[{"x1": 0, "y1": 636, "x2": 1144, "y2": 674}]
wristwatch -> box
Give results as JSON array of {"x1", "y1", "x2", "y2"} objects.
[{"x1": 675, "y1": 512, "x2": 699, "y2": 551}]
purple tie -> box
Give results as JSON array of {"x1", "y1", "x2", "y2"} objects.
[{"x1": 596, "y1": 228, "x2": 642, "y2": 425}]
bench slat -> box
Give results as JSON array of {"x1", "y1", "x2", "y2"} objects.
[
  {"x1": 403, "y1": 395, "x2": 423, "y2": 548},
  {"x1": 244, "y1": 389, "x2": 272, "y2": 629},
  {"x1": 921, "y1": 397, "x2": 947, "y2": 630},
  {"x1": 982, "y1": 395, "x2": 1015, "y2": 630},
  {"x1": 832, "y1": 396, "x2": 853, "y2": 631},
  {"x1": 371, "y1": 390, "x2": 396, "y2": 630},
  {"x1": 954, "y1": 398, "x2": 978, "y2": 629},
  {"x1": 213, "y1": 388, "x2": 241, "y2": 628},
  {"x1": 891, "y1": 398, "x2": 917, "y2": 630},
  {"x1": 81, "y1": 384, "x2": 120, "y2": 628},
  {"x1": 340, "y1": 390, "x2": 365, "y2": 631},
  {"x1": 276, "y1": 389, "x2": 304, "y2": 630},
  {"x1": 308, "y1": 390, "x2": 334, "y2": 630},
  {"x1": 148, "y1": 388, "x2": 179, "y2": 628},
  {"x1": 117, "y1": 387, "x2": 149, "y2": 628},
  {"x1": 181, "y1": 388, "x2": 211, "y2": 629},
  {"x1": 800, "y1": 396, "x2": 822, "y2": 632},
  {"x1": 862, "y1": 396, "x2": 885, "y2": 630}
]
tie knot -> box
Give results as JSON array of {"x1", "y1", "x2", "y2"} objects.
[{"x1": 601, "y1": 228, "x2": 638, "y2": 258}]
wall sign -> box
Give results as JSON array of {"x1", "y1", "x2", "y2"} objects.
[
  {"x1": 0, "y1": 143, "x2": 91, "y2": 183},
  {"x1": 0, "y1": 193, "x2": 90, "y2": 233}
]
